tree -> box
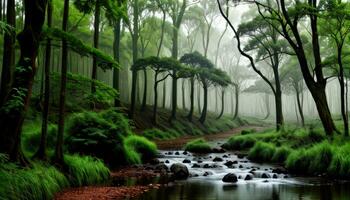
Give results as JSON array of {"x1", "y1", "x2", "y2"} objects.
[
  {"x1": 0, "y1": 0, "x2": 16, "y2": 106},
  {"x1": 132, "y1": 57, "x2": 190, "y2": 124},
  {"x1": 34, "y1": 0, "x2": 53, "y2": 160},
  {"x1": 281, "y1": 58, "x2": 306, "y2": 126},
  {"x1": 0, "y1": 0, "x2": 48, "y2": 164},
  {"x1": 320, "y1": 0, "x2": 350, "y2": 135},
  {"x1": 167, "y1": 0, "x2": 187, "y2": 121},
  {"x1": 55, "y1": 0, "x2": 70, "y2": 165},
  {"x1": 218, "y1": 0, "x2": 337, "y2": 135},
  {"x1": 237, "y1": 11, "x2": 290, "y2": 130}
]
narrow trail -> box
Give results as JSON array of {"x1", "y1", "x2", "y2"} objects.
[
  {"x1": 54, "y1": 125, "x2": 267, "y2": 200},
  {"x1": 155, "y1": 125, "x2": 266, "y2": 150}
]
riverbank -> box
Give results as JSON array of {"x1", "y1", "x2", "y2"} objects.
[{"x1": 53, "y1": 125, "x2": 264, "y2": 200}]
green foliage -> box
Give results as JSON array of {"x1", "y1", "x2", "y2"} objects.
[
  {"x1": 123, "y1": 135, "x2": 157, "y2": 164},
  {"x1": 241, "y1": 129, "x2": 256, "y2": 135},
  {"x1": 285, "y1": 142, "x2": 333, "y2": 175},
  {"x1": 65, "y1": 155, "x2": 110, "y2": 186},
  {"x1": 248, "y1": 142, "x2": 276, "y2": 162},
  {"x1": 272, "y1": 146, "x2": 292, "y2": 163},
  {"x1": 222, "y1": 135, "x2": 256, "y2": 150},
  {"x1": 66, "y1": 109, "x2": 131, "y2": 166},
  {"x1": 22, "y1": 124, "x2": 57, "y2": 152},
  {"x1": 0, "y1": 160, "x2": 69, "y2": 200},
  {"x1": 184, "y1": 138, "x2": 212, "y2": 153},
  {"x1": 44, "y1": 28, "x2": 119, "y2": 70},
  {"x1": 143, "y1": 128, "x2": 174, "y2": 140},
  {"x1": 328, "y1": 143, "x2": 350, "y2": 178}
]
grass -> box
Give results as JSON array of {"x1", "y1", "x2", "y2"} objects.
[
  {"x1": 222, "y1": 135, "x2": 257, "y2": 150},
  {"x1": 184, "y1": 138, "x2": 212, "y2": 153},
  {"x1": 142, "y1": 128, "x2": 175, "y2": 140},
  {"x1": 248, "y1": 142, "x2": 276, "y2": 162},
  {"x1": 0, "y1": 153, "x2": 111, "y2": 200},
  {"x1": 123, "y1": 135, "x2": 158, "y2": 164},
  {"x1": 65, "y1": 155, "x2": 110, "y2": 186},
  {"x1": 223, "y1": 124, "x2": 350, "y2": 178}
]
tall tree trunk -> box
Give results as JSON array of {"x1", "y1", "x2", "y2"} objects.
[
  {"x1": 197, "y1": 84, "x2": 201, "y2": 113},
  {"x1": 141, "y1": 69, "x2": 147, "y2": 111},
  {"x1": 217, "y1": 89, "x2": 225, "y2": 119},
  {"x1": 199, "y1": 82, "x2": 208, "y2": 124},
  {"x1": 187, "y1": 77, "x2": 194, "y2": 121},
  {"x1": 91, "y1": 2, "x2": 101, "y2": 103},
  {"x1": 55, "y1": 0, "x2": 69, "y2": 165},
  {"x1": 157, "y1": 9, "x2": 166, "y2": 57},
  {"x1": 0, "y1": 0, "x2": 16, "y2": 106},
  {"x1": 233, "y1": 84, "x2": 239, "y2": 119},
  {"x1": 34, "y1": 0, "x2": 53, "y2": 160},
  {"x1": 170, "y1": 24, "x2": 178, "y2": 120},
  {"x1": 338, "y1": 45, "x2": 348, "y2": 136},
  {"x1": 162, "y1": 75, "x2": 166, "y2": 108},
  {"x1": 295, "y1": 86, "x2": 305, "y2": 127},
  {"x1": 182, "y1": 79, "x2": 186, "y2": 110},
  {"x1": 272, "y1": 52, "x2": 284, "y2": 130},
  {"x1": 153, "y1": 73, "x2": 159, "y2": 125},
  {"x1": 113, "y1": 11, "x2": 121, "y2": 107},
  {"x1": 0, "y1": 0, "x2": 47, "y2": 165},
  {"x1": 129, "y1": 0, "x2": 139, "y2": 119},
  {"x1": 263, "y1": 93, "x2": 270, "y2": 120}
]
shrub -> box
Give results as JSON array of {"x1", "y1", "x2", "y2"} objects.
[
  {"x1": 222, "y1": 135, "x2": 256, "y2": 150},
  {"x1": 65, "y1": 155, "x2": 110, "y2": 186},
  {"x1": 328, "y1": 143, "x2": 350, "y2": 178},
  {"x1": 248, "y1": 142, "x2": 276, "y2": 162},
  {"x1": 272, "y1": 146, "x2": 292, "y2": 163},
  {"x1": 22, "y1": 124, "x2": 58, "y2": 152},
  {"x1": 65, "y1": 109, "x2": 131, "y2": 166},
  {"x1": 0, "y1": 157, "x2": 69, "y2": 200},
  {"x1": 123, "y1": 135, "x2": 158, "y2": 164},
  {"x1": 143, "y1": 128, "x2": 174, "y2": 140},
  {"x1": 241, "y1": 129, "x2": 256, "y2": 135},
  {"x1": 286, "y1": 142, "x2": 333, "y2": 175},
  {"x1": 184, "y1": 138, "x2": 212, "y2": 153}
]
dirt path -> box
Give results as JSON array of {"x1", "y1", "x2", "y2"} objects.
[
  {"x1": 155, "y1": 125, "x2": 266, "y2": 150},
  {"x1": 54, "y1": 125, "x2": 266, "y2": 200}
]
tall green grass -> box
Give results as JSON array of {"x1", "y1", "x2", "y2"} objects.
[
  {"x1": 65, "y1": 155, "x2": 110, "y2": 186},
  {"x1": 0, "y1": 154, "x2": 110, "y2": 200},
  {"x1": 123, "y1": 135, "x2": 158, "y2": 164},
  {"x1": 248, "y1": 142, "x2": 276, "y2": 162}
]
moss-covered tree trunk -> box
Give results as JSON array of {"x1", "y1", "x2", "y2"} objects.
[
  {"x1": 35, "y1": 0, "x2": 53, "y2": 160},
  {"x1": 0, "y1": 0, "x2": 47, "y2": 165},
  {"x1": 55, "y1": 0, "x2": 69, "y2": 165},
  {"x1": 113, "y1": 10, "x2": 121, "y2": 107}
]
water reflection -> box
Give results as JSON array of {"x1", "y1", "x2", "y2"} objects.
[{"x1": 137, "y1": 180, "x2": 350, "y2": 200}]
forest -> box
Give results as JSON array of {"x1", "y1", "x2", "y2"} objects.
[{"x1": 1, "y1": 0, "x2": 350, "y2": 199}]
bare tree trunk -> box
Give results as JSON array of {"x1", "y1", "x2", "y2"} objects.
[
  {"x1": 217, "y1": 89, "x2": 225, "y2": 119},
  {"x1": 91, "y1": 2, "x2": 101, "y2": 105},
  {"x1": 187, "y1": 77, "x2": 194, "y2": 121},
  {"x1": 34, "y1": 0, "x2": 53, "y2": 160},
  {"x1": 55, "y1": 0, "x2": 69, "y2": 165}
]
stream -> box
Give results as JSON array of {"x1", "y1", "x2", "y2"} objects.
[{"x1": 120, "y1": 139, "x2": 350, "y2": 200}]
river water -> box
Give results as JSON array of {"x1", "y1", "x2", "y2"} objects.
[{"x1": 134, "y1": 149, "x2": 350, "y2": 200}]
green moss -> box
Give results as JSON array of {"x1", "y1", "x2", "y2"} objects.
[
  {"x1": 123, "y1": 135, "x2": 158, "y2": 164},
  {"x1": 184, "y1": 138, "x2": 212, "y2": 153},
  {"x1": 248, "y1": 142, "x2": 276, "y2": 162}
]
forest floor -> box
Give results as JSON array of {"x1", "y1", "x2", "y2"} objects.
[{"x1": 54, "y1": 125, "x2": 266, "y2": 200}]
